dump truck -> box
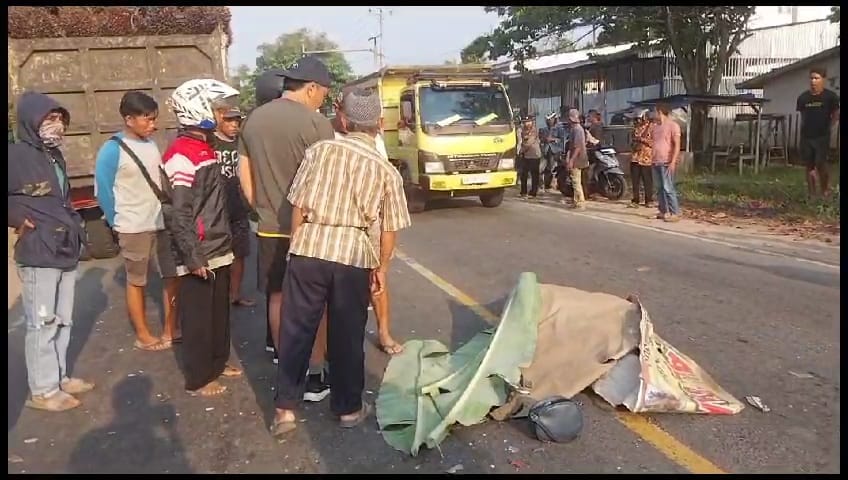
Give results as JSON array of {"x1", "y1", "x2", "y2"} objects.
[
  {"x1": 8, "y1": 7, "x2": 230, "y2": 260},
  {"x1": 343, "y1": 65, "x2": 518, "y2": 213}
]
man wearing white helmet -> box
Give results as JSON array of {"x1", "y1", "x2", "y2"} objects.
[
  {"x1": 539, "y1": 111, "x2": 566, "y2": 193},
  {"x1": 163, "y1": 79, "x2": 244, "y2": 397}
]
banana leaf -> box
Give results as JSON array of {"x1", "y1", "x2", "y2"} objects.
[{"x1": 376, "y1": 272, "x2": 542, "y2": 456}]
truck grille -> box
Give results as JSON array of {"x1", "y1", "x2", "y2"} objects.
[{"x1": 444, "y1": 153, "x2": 500, "y2": 172}]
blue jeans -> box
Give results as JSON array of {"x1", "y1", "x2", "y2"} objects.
[
  {"x1": 652, "y1": 165, "x2": 680, "y2": 215},
  {"x1": 18, "y1": 266, "x2": 78, "y2": 397}
]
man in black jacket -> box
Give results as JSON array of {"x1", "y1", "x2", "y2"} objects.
[{"x1": 8, "y1": 92, "x2": 94, "y2": 412}]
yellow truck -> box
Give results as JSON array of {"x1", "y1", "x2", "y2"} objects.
[{"x1": 343, "y1": 65, "x2": 517, "y2": 213}]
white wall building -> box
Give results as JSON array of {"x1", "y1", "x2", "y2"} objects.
[{"x1": 737, "y1": 46, "x2": 840, "y2": 150}]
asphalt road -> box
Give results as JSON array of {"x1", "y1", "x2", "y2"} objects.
[{"x1": 7, "y1": 194, "x2": 840, "y2": 474}]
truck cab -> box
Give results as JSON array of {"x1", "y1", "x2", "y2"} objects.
[{"x1": 345, "y1": 65, "x2": 518, "y2": 213}]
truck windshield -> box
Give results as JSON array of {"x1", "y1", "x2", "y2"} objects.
[{"x1": 419, "y1": 85, "x2": 513, "y2": 134}]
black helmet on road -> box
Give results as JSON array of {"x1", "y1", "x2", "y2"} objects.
[{"x1": 255, "y1": 69, "x2": 286, "y2": 107}]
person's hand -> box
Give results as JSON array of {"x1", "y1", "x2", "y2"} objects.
[
  {"x1": 668, "y1": 162, "x2": 677, "y2": 176},
  {"x1": 192, "y1": 266, "x2": 211, "y2": 280},
  {"x1": 15, "y1": 218, "x2": 35, "y2": 235},
  {"x1": 370, "y1": 267, "x2": 387, "y2": 297}
]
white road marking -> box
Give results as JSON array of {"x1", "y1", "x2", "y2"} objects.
[{"x1": 511, "y1": 199, "x2": 840, "y2": 271}]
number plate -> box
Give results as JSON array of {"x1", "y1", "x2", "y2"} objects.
[{"x1": 461, "y1": 174, "x2": 491, "y2": 185}]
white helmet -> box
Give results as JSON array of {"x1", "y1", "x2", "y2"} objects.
[
  {"x1": 167, "y1": 79, "x2": 240, "y2": 130},
  {"x1": 546, "y1": 111, "x2": 558, "y2": 121}
]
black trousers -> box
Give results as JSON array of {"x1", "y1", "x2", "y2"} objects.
[
  {"x1": 519, "y1": 156, "x2": 541, "y2": 196},
  {"x1": 275, "y1": 255, "x2": 370, "y2": 416},
  {"x1": 179, "y1": 265, "x2": 231, "y2": 391},
  {"x1": 630, "y1": 163, "x2": 654, "y2": 204},
  {"x1": 541, "y1": 151, "x2": 558, "y2": 189}
]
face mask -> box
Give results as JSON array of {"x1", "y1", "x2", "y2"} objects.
[{"x1": 39, "y1": 121, "x2": 65, "y2": 148}]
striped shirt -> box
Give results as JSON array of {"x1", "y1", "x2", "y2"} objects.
[{"x1": 287, "y1": 132, "x2": 411, "y2": 269}]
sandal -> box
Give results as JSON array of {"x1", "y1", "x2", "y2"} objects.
[
  {"x1": 379, "y1": 341, "x2": 404, "y2": 356},
  {"x1": 220, "y1": 365, "x2": 243, "y2": 378},
  {"x1": 270, "y1": 416, "x2": 298, "y2": 438},
  {"x1": 186, "y1": 381, "x2": 228, "y2": 397},
  {"x1": 339, "y1": 402, "x2": 372, "y2": 429},
  {"x1": 61, "y1": 377, "x2": 95, "y2": 395},
  {"x1": 25, "y1": 391, "x2": 81, "y2": 412},
  {"x1": 231, "y1": 298, "x2": 256, "y2": 307},
  {"x1": 134, "y1": 339, "x2": 170, "y2": 351}
]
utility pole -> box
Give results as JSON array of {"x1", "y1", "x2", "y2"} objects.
[
  {"x1": 368, "y1": 7, "x2": 391, "y2": 69},
  {"x1": 368, "y1": 36, "x2": 379, "y2": 71}
]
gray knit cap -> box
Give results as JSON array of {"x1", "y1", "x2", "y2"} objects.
[{"x1": 341, "y1": 88, "x2": 381, "y2": 127}]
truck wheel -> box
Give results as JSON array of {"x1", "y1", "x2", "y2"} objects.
[
  {"x1": 480, "y1": 190, "x2": 505, "y2": 208},
  {"x1": 405, "y1": 186, "x2": 427, "y2": 214},
  {"x1": 84, "y1": 218, "x2": 120, "y2": 260}
]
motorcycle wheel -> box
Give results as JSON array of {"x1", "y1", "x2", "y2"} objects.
[{"x1": 602, "y1": 174, "x2": 626, "y2": 201}]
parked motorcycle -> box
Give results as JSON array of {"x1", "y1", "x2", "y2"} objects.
[{"x1": 554, "y1": 145, "x2": 627, "y2": 201}]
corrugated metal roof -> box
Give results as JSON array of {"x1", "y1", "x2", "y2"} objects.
[
  {"x1": 498, "y1": 43, "x2": 637, "y2": 78},
  {"x1": 736, "y1": 46, "x2": 840, "y2": 89}
]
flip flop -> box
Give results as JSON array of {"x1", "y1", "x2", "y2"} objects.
[
  {"x1": 220, "y1": 365, "x2": 243, "y2": 378},
  {"x1": 231, "y1": 298, "x2": 256, "y2": 307},
  {"x1": 270, "y1": 417, "x2": 298, "y2": 437},
  {"x1": 339, "y1": 402, "x2": 372, "y2": 429},
  {"x1": 186, "y1": 382, "x2": 228, "y2": 397},
  {"x1": 134, "y1": 339, "x2": 170, "y2": 352}
]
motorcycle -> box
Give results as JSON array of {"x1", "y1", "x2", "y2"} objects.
[{"x1": 554, "y1": 144, "x2": 627, "y2": 201}]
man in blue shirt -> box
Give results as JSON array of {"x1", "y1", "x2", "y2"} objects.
[{"x1": 539, "y1": 111, "x2": 567, "y2": 193}]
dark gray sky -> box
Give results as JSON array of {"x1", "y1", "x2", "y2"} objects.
[{"x1": 229, "y1": 6, "x2": 501, "y2": 75}]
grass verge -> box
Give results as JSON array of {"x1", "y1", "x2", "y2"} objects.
[{"x1": 677, "y1": 165, "x2": 840, "y2": 224}]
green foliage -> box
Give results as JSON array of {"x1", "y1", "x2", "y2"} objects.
[
  {"x1": 466, "y1": 7, "x2": 754, "y2": 96},
  {"x1": 233, "y1": 28, "x2": 354, "y2": 112}
]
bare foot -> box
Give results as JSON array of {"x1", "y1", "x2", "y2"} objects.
[
  {"x1": 379, "y1": 334, "x2": 404, "y2": 355},
  {"x1": 220, "y1": 365, "x2": 243, "y2": 378},
  {"x1": 187, "y1": 381, "x2": 228, "y2": 397}
]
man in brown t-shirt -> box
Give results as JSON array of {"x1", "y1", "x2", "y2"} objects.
[{"x1": 238, "y1": 56, "x2": 335, "y2": 401}]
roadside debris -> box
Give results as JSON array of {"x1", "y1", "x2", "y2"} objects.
[
  {"x1": 506, "y1": 445, "x2": 520, "y2": 454},
  {"x1": 205, "y1": 407, "x2": 215, "y2": 412},
  {"x1": 636, "y1": 266, "x2": 651, "y2": 272},
  {"x1": 445, "y1": 464, "x2": 464, "y2": 474},
  {"x1": 509, "y1": 459, "x2": 528, "y2": 469},
  {"x1": 788, "y1": 370, "x2": 816, "y2": 379},
  {"x1": 23, "y1": 438, "x2": 38, "y2": 444},
  {"x1": 8, "y1": 454, "x2": 23, "y2": 463},
  {"x1": 745, "y1": 396, "x2": 771, "y2": 413}
]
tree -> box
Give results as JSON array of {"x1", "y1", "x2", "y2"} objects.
[
  {"x1": 829, "y1": 6, "x2": 839, "y2": 24},
  {"x1": 465, "y1": 7, "x2": 756, "y2": 150},
  {"x1": 234, "y1": 28, "x2": 354, "y2": 111}
]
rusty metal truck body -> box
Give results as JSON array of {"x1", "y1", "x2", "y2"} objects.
[{"x1": 8, "y1": 28, "x2": 229, "y2": 258}]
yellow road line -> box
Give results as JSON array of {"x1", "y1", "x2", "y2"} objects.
[{"x1": 394, "y1": 249, "x2": 727, "y2": 475}]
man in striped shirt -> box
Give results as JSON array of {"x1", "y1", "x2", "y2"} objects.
[{"x1": 271, "y1": 88, "x2": 411, "y2": 436}]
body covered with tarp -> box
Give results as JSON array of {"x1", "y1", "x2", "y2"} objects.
[{"x1": 377, "y1": 273, "x2": 744, "y2": 456}]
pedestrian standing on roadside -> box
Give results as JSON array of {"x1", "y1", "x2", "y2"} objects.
[
  {"x1": 565, "y1": 108, "x2": 589, "y2": 210},
  {"x1": 8, "y1": 92, "x2": 93, "y2": 411},
  {"x1": 539, "y1": 111, "x2": 566, "y2": 194},
  {"x1": 95, "y1": 91, "x2": 181, "y2": 352},
  {"x1": 164, "y1": 79, "x2": 244, "y2": 397},
  {"x1": 651, "y1": 103, "x2": 682, "y2": 222},
  {"x1": 210, "y1": 100, "x2": 254, "y2": 308},
  {"x1": 238, "y1": 57, "x2": 335, "y2": 401},
  {"x1": 332, "y1": 91, "x2": 403, "y2": 356},
  {"x1": 271, "y1": 88, "x2": 411, "y2": 437},
  {"x1": 796, "y1": 67, "x2": 840, "y2": 199},
  {"x1": 518, "y1": 117, "x2": 541, "y2": 199},
  {"x1": 628, "y1": 109, "x2": 655, "y2": 208}
]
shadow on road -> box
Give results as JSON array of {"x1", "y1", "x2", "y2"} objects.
[
  {"x1": 8, "y1": 266, "x2": 109, "y2": 432},
  {"x1": 67, "y1": 375, "x2": 192, "y2": 474}
]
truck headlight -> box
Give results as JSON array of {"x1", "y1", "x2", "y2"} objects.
[
  {"x1": 498, "y1": 157, "x2": 515, "y2": 170},
  {"x1": 424, "y1": 161, "x2": 445, "y2": 174}
]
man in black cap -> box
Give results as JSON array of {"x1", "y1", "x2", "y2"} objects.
[
  {"x1": 212, "y1": 99, "x2": 252, "y2": 309},
  {"x1": 238, "y1": 56, "x2": 335, "y2": 401}
]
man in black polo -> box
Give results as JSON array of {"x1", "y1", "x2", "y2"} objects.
[{"x1": 796, "y1": 67, "x2": 840, "y2": 198}]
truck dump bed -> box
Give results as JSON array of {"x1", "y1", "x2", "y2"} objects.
[{"x1": 8, "y1": 29, "x2": 229, "y2": 189}]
